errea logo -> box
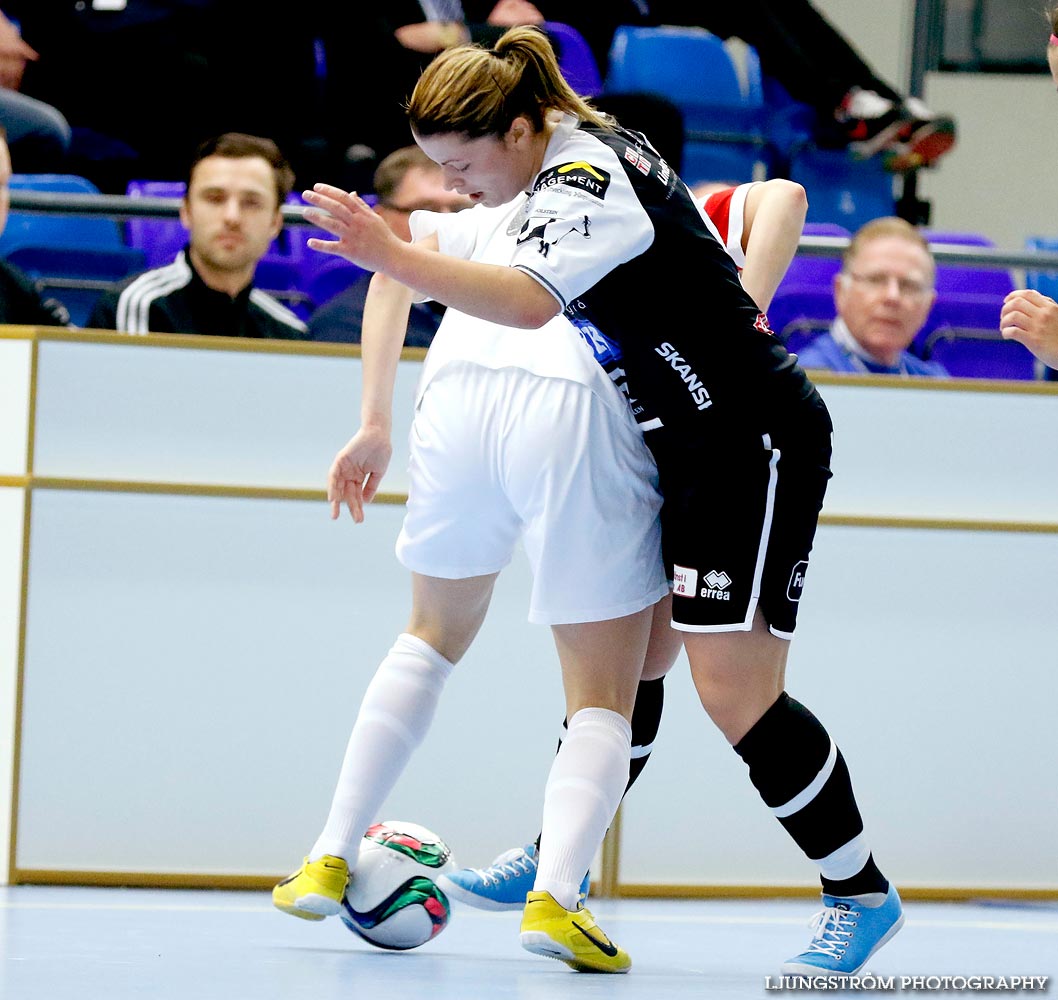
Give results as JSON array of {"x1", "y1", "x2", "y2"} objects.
[{"x1": 701, "y1": 570, "x2": 732, "y2": 600}]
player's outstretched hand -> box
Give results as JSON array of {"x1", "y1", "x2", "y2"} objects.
[
  {"x1": 303, "y1": 184, "x2": 401, "y2": 273},
  {"x1": 327, "y1": 426, "x2": 394, "y2": 524},
  {"x1": 1001, "y1": 289, "x2": 1058, "y2": 369}
]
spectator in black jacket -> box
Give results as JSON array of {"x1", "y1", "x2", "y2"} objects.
[
  {"x1": 0, "y1": 125, "x2": 70, "y2": 326},
  {"x1": 88, "y1": 133, "x2": 306, "y2": 340}
]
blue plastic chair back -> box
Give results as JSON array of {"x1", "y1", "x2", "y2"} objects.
[
  {"x1": 1024, "y1": 236, "x2": 1058, "y2": 300},
  {"x1": 922, "y1": 329, "x2": 1037, "y2": 380},
  {"x1": 0, "y1": 174, "x2": 125, "y2": 257},
  {"x1": 787, "y1": 147, "x2": 896, "y2": 231},
  {"x1": 605, "y1": 26, "x2": 768, "y2": 185},
  {"x1": 765, "y1": 285, "x2": 836, "y2": 348},
  {"x1": 7, "y1": 244, "x2": 147, "y2": 326},
  {"x1": 123, "y1": 180, "x2": 187, "y2": 268},
  {"x1": 921, "y1": 230, "x2": 1013, "y2": 298},
  {"x1": 124, "y1": 180, "x2": 311, "y2": 277},
  {"x1": 543, "y1": 22, "x2": 603, "y2": 98},
  {"x1": 914, "y1": 293, "x2": 1007, "y2": 355},
  {"x1": 306, "y1": 258, "x2": 370, "y2": 310},
  {"x1": 607, "y1": 26, "x2": 744, "y2": 105}
]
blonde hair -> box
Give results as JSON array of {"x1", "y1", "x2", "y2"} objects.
[
  {"x1": 842, "y1": 216, "x2": 935, "y2": 281},
  {"x1": 407, "y1": 26, "x2": 612, "y2": 139}
]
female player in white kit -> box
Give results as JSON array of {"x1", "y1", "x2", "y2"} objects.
[
  {"x1": 274, "y1": 165, "x2": 808, "y2": 975},
  {"x1": 273, "y1": 191, "x2": 670, "y2": 975},
  {"x1": 291, "y1": 26, "x2": 904, "y2": 980}
]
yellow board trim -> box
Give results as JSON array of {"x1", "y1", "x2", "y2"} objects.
[
  {"x1": 10, "y1": 476, "x2": 1058, "y2": 534},
  {"x1": 11, "y1": 869, "x2": 1058, "y2": 901}
]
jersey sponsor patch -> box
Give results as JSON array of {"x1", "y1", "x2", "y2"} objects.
[
  {"x1": 787, "y1": 560, "x2": 808, "y2": 601},
  {"x1": 516, "y1": 214, "x2": 592, "y2": 258},
  {"x1": 654, "y1": 341, "x2": 713, "y2": 410},
  {"x1": 672, "y1": 565, "x2": 698, "y2": 597},
  {"x1": 533, "y1": 161, "x2": 611, "y2": 200}
]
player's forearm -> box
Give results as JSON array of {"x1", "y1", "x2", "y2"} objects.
[
  {"x1": 383, "y1": 241, "x2": 560, "y2": 329},
  {"x1": 359, "y1": 273, "x2": 416, "y2": 432}
]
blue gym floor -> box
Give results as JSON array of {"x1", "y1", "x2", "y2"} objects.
[{"x1": 2, "y1": 886, "x2": 1055, "y2": 1000}]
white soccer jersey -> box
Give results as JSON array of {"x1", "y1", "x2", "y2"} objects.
[{"x1": 408, "y1": 198, "x2": 625, "y2": 415}]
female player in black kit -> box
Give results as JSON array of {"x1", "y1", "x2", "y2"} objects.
[{"x1": 300, "y1": 26, "x2": 904, "y2": 979}]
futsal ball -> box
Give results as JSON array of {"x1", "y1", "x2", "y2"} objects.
[{"x1": 340, "y1": 820, "x2": 456, "y2": 950}]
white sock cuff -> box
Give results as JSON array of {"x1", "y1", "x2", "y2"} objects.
[
  {"x1": 566, "y1": 706, "x2": 632, "y2": 745},
  {"x1": 392, "y1": 632, "x2": 454, "y2": 677}
]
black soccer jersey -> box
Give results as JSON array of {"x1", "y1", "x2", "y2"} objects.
[{"x1": 509, "y1": 116, "x2": 824, "y2": 452}]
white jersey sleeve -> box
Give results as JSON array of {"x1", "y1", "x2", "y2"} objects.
[{"x1": 508, "y1": 121, "x2": 655, "y2": 310}]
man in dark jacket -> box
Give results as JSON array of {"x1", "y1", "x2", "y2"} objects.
[{"x1": 89, "y1": 133, "x2": 306, "y2": 340}]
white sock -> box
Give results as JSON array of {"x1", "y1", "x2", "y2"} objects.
[
  {"x1": 534, "y1": 707, "x2": 631, "y2": 911},
  {"x1": 309, "y1": 633, "x2": 453, "y2": 863}
]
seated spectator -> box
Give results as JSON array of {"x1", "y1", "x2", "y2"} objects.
[
  {"x1": 308, "y1": 146, "x2": 471, "y2": 346},
  {"x1": 88, "y1": 133, "x2": 306, "y2": 340},
  {"x1": 0, "y1": 124, "x2": 70, "y2": 325},
  {"x1": 795, "y1": 216, "x2": 948, "y2": 377},
  {"x1": 0, "y1": 11, "x2": 70, "y2": 172}
]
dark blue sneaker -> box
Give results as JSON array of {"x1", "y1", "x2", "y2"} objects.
[
  {"x1": 438, "y1": 843, "x2": 590, "y2": 912},
  {"x1": 781, "y1": 883, "x2": 904, "y2": 976}
]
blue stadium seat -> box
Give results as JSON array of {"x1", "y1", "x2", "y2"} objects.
[
  {"x1": 914, "y1": 293, "x2": 1007, "y2": 356},
  {"x1": 0, "y1": 174, "x2": 125, "y2": 257},
  {"x1": 1024, "y1": 236, "x2": 1058, "y2": 300},
  {"x1": 605, "y1": 26, "x2": 769, "y2": 184},
  {"x1": 306, "y1": 258, "x2": 370, "y2": 311},
  {"x1": 124, "y1": 181, "x2": 314, "y2": 289},
  {"x1": 123, "y1": 180, "x2": 187, "y2": 268},
  {"x1": 786, "y1": 146, "x2": 896, "y2": 231},
  {"x1": 765, "y1": 223, "x2": 848, "y2": 349},
  {"x1": 7, "y1": 245, "x2": 147, "y2": 327},
  {"x1": 765, "y1": 285, "x2": 835, "y2": 353},
  {"x1": 543, "y1": 22, "x2": 602, "y2": 98},
  {"x1": 921, "y1": 328, "x2": 1037, "y2": 380},
  {"x1": 922, "y1": 230, "x2": 1014, "y2": 298}
]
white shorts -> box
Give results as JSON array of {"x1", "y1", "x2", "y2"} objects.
[{"x1": 396, "y1": 362, "x2": 668, "y2": 625}]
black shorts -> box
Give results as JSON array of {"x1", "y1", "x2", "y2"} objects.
[{"x1": 653, "y1": 421, "x2": 833, "y2": 638}]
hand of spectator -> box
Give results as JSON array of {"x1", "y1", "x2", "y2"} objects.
[
  {"x1": 487, "y1": 0, "x2": 545, "y2": 27},
  {"x1": 305, "y1": 184, "x2": 406, "y2": 273},
  {"x1": 328, "y1": 426, "x2": 394, "y2": 523},
  {"x1": 1000, "y1": 288, "x2": 1058, "y2": 369},
  {"x1": 394, "y1": 21, "x2": 469, "y2": 53},
  {"x1": 0, "y1": 11, "x2": 38, "y2": 90}
]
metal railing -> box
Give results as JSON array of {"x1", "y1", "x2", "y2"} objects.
[{"x1": 11, "y1": 188, "x2": 1058, "y2": 273}]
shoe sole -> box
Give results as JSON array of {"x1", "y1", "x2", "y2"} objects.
[
  {"x1": 780, "y1": 911, "x2": 906, "y2": 977},
  {"x1": 437, "y1": 876, "x2": 524, "y2": 912},
  {"x1": 847, "y1": 120, "x2": 909, "y2": 161},
  {"x1": 884, "y1": 123, "x2": 956, "y2": 172},
  {"x1": 520, "y1": 930, "x2": 630, "y2": 974},
  {"x1": 273, "y1": 892, "x2": 343, "y2": 920}
]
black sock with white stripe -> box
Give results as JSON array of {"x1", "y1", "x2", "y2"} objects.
[
  {"x1": 733, "y1": 692, "x2": 888, "y2": 898},
  {"x1": 535, "y1": 676, "x2": 666, "y2": 851},
  {"x1": 626, "y1": 676, "x2": 665, "y2": 793}
]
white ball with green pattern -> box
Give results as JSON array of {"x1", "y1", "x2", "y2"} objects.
[{"x1": 340, "y1": 820, "x2": 457, "y2": 950}]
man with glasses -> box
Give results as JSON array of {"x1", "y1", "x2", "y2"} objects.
[
  {"x1": 308, "y1": 146, "x2": 472, "y2": 346},
  {"x1": 796, "y1": 216, "x2": 948, "y2": 377}
]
